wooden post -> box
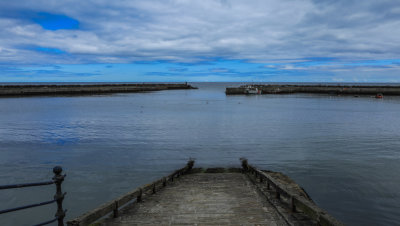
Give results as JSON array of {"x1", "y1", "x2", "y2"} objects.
[
  {"x1": 152, "y1": 184, "x2": 156, "y2": 194},
  {"x1": 163, "y1": 177, "x2": 166, "y2": 187}
]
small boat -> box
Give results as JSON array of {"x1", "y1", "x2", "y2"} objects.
[
  {"x1": 244, "y1": 86, "x2": 262, "y2": 95},
  {"x1": 376, "y1": 93, "x2": 383, "y2": 98}
]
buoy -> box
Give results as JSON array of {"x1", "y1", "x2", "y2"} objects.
[{"x1": 375, "y1": 93, "x2": 383, "y2": 98}]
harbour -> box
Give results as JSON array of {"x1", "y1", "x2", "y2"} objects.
[
  {"x1": 0, "y1": 83, "x2": 399, "y2": 225},
  {"x1": 2, "y1": 0, "x2": 400, "y2": 225}
]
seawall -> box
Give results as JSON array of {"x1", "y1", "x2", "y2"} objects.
[
  {"x1": 226, "y1": 84, "x2": 400, "y2": 95},
  {"x1": 0, "y1": 83, "x2": 196, "y2": 96}
]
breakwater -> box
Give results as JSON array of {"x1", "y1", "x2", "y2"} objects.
[
  {"x1": 0, "y1": 83, "x2": 196, "y2": 96},
  {"x1": 226, "y1": 84, "x2": 400, "y2": 95}
]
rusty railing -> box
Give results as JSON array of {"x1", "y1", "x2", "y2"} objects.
[{"x1": 0, "y1": 166, "x2": 67, "y2": 226}]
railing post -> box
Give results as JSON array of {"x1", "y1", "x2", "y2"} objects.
[
  {"x1": 290, "y1": 196, "x2": 296, "y2": 213},
  {"x1": 113, "y1": 201, "x2": 118, "y2": 218},
  {"x1": 275, "y1": 188, "x2": 280, "y2": 200},
  {"x1": 53, "y1": 166, "x2": 66, "y2": 226},
  {"x1": 137, "y1": 188, "x2": 143, "y2": 202}
]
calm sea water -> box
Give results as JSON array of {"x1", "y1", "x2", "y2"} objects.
[{"x1": 1, "y1": 83, "x2": 400, "y2": 225}]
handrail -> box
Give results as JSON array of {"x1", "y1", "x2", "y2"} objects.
[
  {"x1": 0, "y1": 181, "x2": 54, "y2": 190},
  {"x1": 0, "y1": 199, "x2": 57, "y2": 215},
  {"x1": 33, "y1": 216, "x2": 60, "y2": 226},
  {"x1": 0, "y1": 166, "x2": 67, "y2": 226},
  {"x1": 240, "y1": 159, "x2": 343, "y2": 226},
  {"x1": 67, "y1": 160, "x2": 195, "y2": 226}
]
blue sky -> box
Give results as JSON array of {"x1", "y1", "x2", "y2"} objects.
[{"x1": 1, "y1": 0, "x2": 400, "y2": 82}]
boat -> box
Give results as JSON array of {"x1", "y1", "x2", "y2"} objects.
[
  {"x1": 244, "y1": 85, "x2": 262, "y2": 94},
  {"x1": 376, "y1": 93, "x2": 383, "y2": 98}
]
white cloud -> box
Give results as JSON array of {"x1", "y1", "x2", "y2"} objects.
[{"x1": 0, "y1": 0, "x2": 399, "y2": 65}]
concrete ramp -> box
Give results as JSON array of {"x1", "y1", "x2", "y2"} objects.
[
  {"x1": 102, "y1": 172, "x2": 287, "y2": 226},
  {"x1": 67, "y1": 161, "x2": 342, "y2": 226}
]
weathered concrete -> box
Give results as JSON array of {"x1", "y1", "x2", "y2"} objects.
[
  {"x1": 67, "y1": 162, "x2": 342, "y2": 226},
  {"x1": 226, "y1": 84, "x2": 400, "y2": 95},
  {"x1": 101, "y1": 172, "x2": 288, "y2": 226},
  {"x1": 0, "y1": 83, "x2": 196, "y2": 96}
]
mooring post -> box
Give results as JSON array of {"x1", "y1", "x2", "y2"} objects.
[
  {"x1": 53, "y1": 166, "x2": 66, "y2": 226},
  {"x1": 240, "y1": 158, "x2": 249, "y2": 172},
  {"x1": 187, "y1": 159, "x2": 195, "y2": 171}
]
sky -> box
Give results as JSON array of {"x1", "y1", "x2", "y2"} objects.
[{"x1": 0, "y1": 0, "x2": 400, "y2": 82}]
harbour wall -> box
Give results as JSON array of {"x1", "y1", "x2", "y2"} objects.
[
  {"x1": 0, "y1": 83, "x2": 196, "y2": 96},
  {"x1": 226, "y1": 84, "x2": 400, "y2": 95}
]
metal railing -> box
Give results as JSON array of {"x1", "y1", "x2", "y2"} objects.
[
  {"x1": 240, "y1": 159, "x2": 343, "y2": 226},
  {"x1": 67, "y1": 160, "x2": 195, "y2": 226},
  {"x1": 0, "y1": 166, "x2": 67, "y2": 226}
]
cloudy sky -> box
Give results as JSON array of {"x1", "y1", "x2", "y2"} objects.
[{"x1": 1, "y1": 0, "x2": 400, "y2": 82}]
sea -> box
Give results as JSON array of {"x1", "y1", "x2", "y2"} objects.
[{"x1": 0, "y1": 82, "x2": 399, "y2": 225}]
